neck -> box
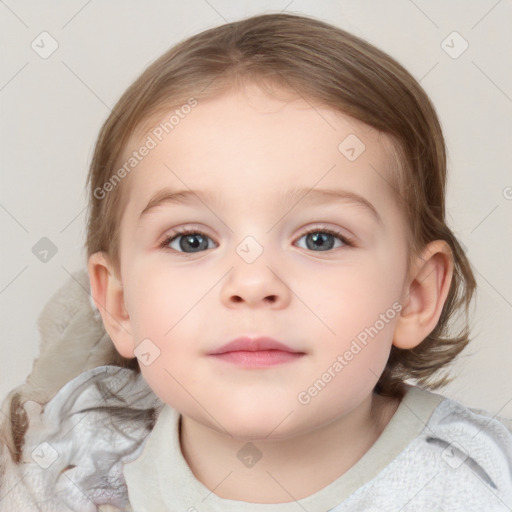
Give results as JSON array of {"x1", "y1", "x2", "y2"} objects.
[{"x1": 180, "y1": 391, "x2": 400, "y2": 504}]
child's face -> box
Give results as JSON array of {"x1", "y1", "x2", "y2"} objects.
[{"x1": 111, "y1": 83, "x2": 411, "y2": 438}]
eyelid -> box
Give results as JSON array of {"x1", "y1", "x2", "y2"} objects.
[
  {"x1": 158, "y1": 224, "x2": 216, "y2": 247},
  {"x1": 298, "y1": 225, "x2": 354, "y2": 245}
]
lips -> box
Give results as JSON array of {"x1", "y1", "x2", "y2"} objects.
[{"x1": 209, "y1": 336, "x2": 303, "y2": 355}]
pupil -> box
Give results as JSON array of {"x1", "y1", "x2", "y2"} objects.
[
  {"x1": 187, "y1": 235, "x2": 199, "y2": 248},
  {"x1": 181, "y1": 234, "x2": 207, "y2": 252},
  {"x1": 309, "y1": 232, "x2": 333, "y2": 251}
]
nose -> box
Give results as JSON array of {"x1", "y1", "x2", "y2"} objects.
[{"x1": 220, "y1": 252, "x2": 291, "y2": 309}]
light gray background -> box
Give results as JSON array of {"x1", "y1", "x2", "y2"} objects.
[{"x1": 1, "y1": 0, "x2": 511, "y2": 418}]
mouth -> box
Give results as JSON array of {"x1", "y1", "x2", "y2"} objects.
[{"x1": 208, "y1": 336, "x2": 306, "y2": 368}]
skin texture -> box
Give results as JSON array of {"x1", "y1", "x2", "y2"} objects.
[{"x1": 88, "y1": 83, "x2": 453, "y2": 503}]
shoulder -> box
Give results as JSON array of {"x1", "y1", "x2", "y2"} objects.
[
  {"x1": 424, "y1": 388, "x2": 512, "y2": 457},
  {"x1": 412, "y1": 386, "x2": 512, "y2": 505},
  {"x1": 350, "y1": 386, "x2": 512, "y2": 510}
]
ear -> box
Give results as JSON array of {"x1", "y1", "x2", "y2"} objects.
[
  {"x1": 87, "y1": 252, "x2": 135, "y2": 359},
  {"x1": 393, "y1": 240, "x2": 454, "y2": 350}
]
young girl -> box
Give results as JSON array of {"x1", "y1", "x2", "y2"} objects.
[{"x1": 1, "y1": 12, "x2": 511, "y2": 512}]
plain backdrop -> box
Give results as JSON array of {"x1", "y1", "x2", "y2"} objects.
[{"x1": 1, "y1": 0, "x2": 511, "y2": 419}]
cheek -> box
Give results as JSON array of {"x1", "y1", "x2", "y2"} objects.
[
  {"x1": 317, "y1": 260, "x2": 402, "y2": 333},
  {"x1": 125, "y1": 263, "x2": 197, "y2": 339},
  {"x1": 301, "y1": 253, "x2": 403, "y2": 384},
  {"x1": 126, "y1": 269, "x2": 201, "y2": 406},
  {"x1": 124, "y1": 266, "x2": 208, "y2": 375}
]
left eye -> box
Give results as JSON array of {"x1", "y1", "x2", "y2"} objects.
[{"x1": 295, "y1": 229, "x2": 350, "y2": 252}]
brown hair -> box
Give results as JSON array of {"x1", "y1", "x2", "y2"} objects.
[{"x1": 85, "y1": 12, "x2": 477, "y2": 398}]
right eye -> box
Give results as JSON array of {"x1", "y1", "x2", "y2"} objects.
[{"x1": 159, "y1": 228, "x2": 217, "y2": 254}]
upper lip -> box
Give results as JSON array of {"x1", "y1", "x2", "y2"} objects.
[{"x1": 209, "y1": 336, "x2": 303, "y2": 355}]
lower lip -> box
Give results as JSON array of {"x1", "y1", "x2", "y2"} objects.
[{"x1": 210, "y1": 350, "x2": 304, "y2": 367}]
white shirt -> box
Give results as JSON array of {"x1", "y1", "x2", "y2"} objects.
[{"x1": 123, "y1": 384, "x2": 512, "y2": 511}]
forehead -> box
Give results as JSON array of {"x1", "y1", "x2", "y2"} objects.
[{"x1": 121, "y1": 84, "x2": 400, "y2": 220}]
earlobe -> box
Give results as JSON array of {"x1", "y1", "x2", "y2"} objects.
[
  {"x1": 393, "y1": 240, "x2": 454, "y2": 350},
  {"x1": 87, "y1": 252, "x2": 135, "y2": 359}
]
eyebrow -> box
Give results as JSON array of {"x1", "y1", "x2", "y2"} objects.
[{"x1": 138, "y1": 186, "x2": 382, "y2": 225}]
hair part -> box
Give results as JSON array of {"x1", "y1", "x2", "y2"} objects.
[{"x1": 85, "y1": 12, "x2": 477, "y2": 397}]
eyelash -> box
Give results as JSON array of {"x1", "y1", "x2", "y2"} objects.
[{"x1": 158, "y1": 225, "x2": 355, "y2": 254}]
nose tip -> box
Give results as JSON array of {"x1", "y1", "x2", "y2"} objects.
[{"x1": 221, "y1": 261, "x2": 290, "y2": 309}]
